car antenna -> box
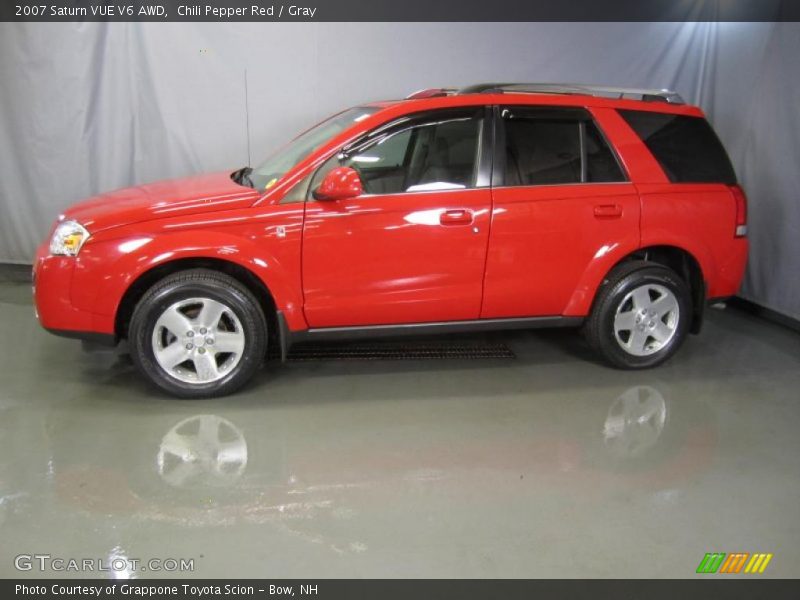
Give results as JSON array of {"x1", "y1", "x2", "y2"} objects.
[{"x1": 244, "y1": 68, "x2": 252, "y2": 167}]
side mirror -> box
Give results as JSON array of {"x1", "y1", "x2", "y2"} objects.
[{"x1": 312, "y1": 167, "x2": 363, "y2": 201}]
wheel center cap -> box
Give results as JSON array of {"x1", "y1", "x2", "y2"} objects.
[{"x1": 186, "y1": 328, "x2": 213, "y2": 348}]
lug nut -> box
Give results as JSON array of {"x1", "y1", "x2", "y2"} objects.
[
  {"x1": 206, "y1": 338, "x2": 214, "y2": 345},
  {"x1": 198, "y1": 347, "x2": 206, "y2": 354},
  {"x1": 200, "y1": 327, "x2": 207, "y2": 335},
  {"x1": 186, "y1": 343, "x2": 194, "y2": 350},
  {"x1": 187, "y1": 331, "x2": 194, "y2": 337}
]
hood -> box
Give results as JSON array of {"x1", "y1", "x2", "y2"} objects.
[{"x1": 64, "y1": 171, "x2": 261, "y2": 233}]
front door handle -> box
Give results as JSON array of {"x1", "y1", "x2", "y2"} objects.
[
  {"x1": 440, "y1": 209, "x2": 473, "y2": 226},
  {"x1": 593, "y1": 204, "x2": 623, "y2": 219}
]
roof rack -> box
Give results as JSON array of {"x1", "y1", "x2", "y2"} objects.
[
  {"x1": 456, "y1": 83, "x2": 685, "y2": 104},
  {"x1": 405, "y1": 87, "x2": 458, "y2": 99}
]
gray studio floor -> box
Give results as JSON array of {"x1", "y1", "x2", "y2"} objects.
[{"x1": 1, "y1": 273, "x2": 799, "y2": 579}]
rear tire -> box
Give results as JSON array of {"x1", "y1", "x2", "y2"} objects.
[
  {"x1": 585, "y1": 262, "x2": 690, "y2": 369},
  {"x1": 129, "y1": 269, "x2": 267, "y2": 398}
]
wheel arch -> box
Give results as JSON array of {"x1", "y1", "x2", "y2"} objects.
[
  {"x1": 114, "y1": 257, "x2": 282, "y2": 355},
  {"x1": 592, "y1": 245, "x2": 706, "y2": 334}
]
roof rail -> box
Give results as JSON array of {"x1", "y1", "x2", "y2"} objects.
[
  {"x1": 405, "y1": 87, "x2": 457, "y2": 99},
  {"x1": 456, "y1": 83, "x2": 685, "y2": 104}
]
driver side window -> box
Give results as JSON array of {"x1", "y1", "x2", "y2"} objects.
[{"x1": 310, "y1": 109, "x2": 483, "y2": 197}]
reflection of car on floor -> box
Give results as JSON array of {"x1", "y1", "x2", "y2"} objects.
[
  {"x1": 40, "y1": 384, "x2": 715, "y2": 536},
  {"x1": 156, "y1": 415, "x2": 249, "y2": 489},
  {"x1": 34, "y1": 83, "x2": 748, "y2": 397},
  {"x1": 603, "y1": 385, "x2": 668, "y2": 459}
]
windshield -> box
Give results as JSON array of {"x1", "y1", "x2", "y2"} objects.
[{"x1": 248, "y1": 106, "x2": 380, "y2": 191}]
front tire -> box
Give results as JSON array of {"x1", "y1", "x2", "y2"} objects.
[
  {"x1": 586, "y1": 262, "x2": 690, "y2": 369},
  {"x1": 129, "y1": 269, "x2": 267, "y2": 398}
]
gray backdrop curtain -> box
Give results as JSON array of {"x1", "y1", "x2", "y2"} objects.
[{"x1": 0, "y1": 22, "x2": 797, "y2": 319}]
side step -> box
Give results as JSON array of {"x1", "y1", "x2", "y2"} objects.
[
  {"x1": 276, "y1": 313, "x2": 582, "y2": 361},
  {"x1": 287, "y1": 341, "x2": 515, "y2": 361}
]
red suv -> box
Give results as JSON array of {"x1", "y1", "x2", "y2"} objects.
[{"x1": 34, "y1": 83, "x2": 748, "y2": 398}]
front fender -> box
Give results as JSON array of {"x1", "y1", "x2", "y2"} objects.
[{"x1": 70, "y1": 214, "x2": 306, "y2": 332}]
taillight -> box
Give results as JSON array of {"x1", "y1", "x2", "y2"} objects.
[{"x1": 731, "y1": 185, "x2": 748, "y2": 237}]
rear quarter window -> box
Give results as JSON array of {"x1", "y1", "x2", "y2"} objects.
[{"x1": 618, "y1": 110, "x2": 737, "y2": 184}]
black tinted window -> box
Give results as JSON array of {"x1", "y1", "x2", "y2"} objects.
[
  {"x1": 312, "y1": 110, "x2": 483, "y2": 196},
  {"x1": 505, "y1": 118, "x2": 581, "y2": 185},
  {"x1": 502, "y1": 108, "x2": 624, "y2": 186},
  {"x1": 585, "y1": 121, "x2": 625, "y2": 182},
  {"x1": 618, "y1": 110, "x2": 736, "y2": 184}
]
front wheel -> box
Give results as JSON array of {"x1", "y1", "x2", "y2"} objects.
[
  {"x1": 129, "y1": 269, "x2": 267, "y2": 398},
  {"x1": 585, "y1": 263, "x2": 691, "y2": 369}
]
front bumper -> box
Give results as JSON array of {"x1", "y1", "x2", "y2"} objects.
[{"x1": 33, "y1": 244, "x2": 116, "y2": 344}]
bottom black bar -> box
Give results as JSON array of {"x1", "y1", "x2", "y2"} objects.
[{"x1": 4, "y1": 579, "x2": 800, "y2": 600}]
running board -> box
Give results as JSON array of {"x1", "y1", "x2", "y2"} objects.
[
  {"x1": 287, "y1": 341, "x2": 516, "y2": 361},
  {"x1": 276, "y1": 314, "x2": 583, "y2": 361}
]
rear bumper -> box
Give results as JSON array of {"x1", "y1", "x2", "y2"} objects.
[
  {"x1": 708, "y1": 238, "x2": 748, "y2": 299},
  {"x1": 33, "y1": 244, "x2": 115, "y2": 339}
]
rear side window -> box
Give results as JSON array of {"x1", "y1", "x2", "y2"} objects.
[
  {"x1": 504, "y1": 118, "x2": 581, "y2": 185},
  {"x1": 585, "y1": 121, "x2": 624, "y2": 183},
  {"x1": 501, "y1": 107, "x2": 625, "y2": 186},
  {"x1": 618, "y1": 110, "x2": 737, "y2": 184}
]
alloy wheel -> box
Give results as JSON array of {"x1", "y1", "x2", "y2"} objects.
[
  {"x1": 613, "y1": 283, "x2": 680, "y2": 357},
  {"x1": 151, "y1": 297, "x2": 246, "y2": 384}
]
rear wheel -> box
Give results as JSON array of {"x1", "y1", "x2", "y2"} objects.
[
  {"x1": 586, "y1": 262, "x2": 690, "y2": 369},
  {"x1": 129, "y1": 269, "x2": 267, "y2": 398}
]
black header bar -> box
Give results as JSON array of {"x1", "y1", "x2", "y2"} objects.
[{"x1": 2, "y1": 0, "x2": 799, "y2": 22}]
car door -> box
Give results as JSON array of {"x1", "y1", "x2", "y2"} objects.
[
  {"x1": 302, "y1": 107, "x2": 493, "y2": 328},
  {"x1": 481, "y1": 106, "x2": 640, "y2": 318}
]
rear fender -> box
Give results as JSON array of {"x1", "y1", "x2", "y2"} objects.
[{"x1": 562, "y1": 237, "x2": 641, "y2": 316}]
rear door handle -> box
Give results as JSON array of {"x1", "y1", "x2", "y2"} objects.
[
  {"x1": 593, "y1": 204, "x2": 623, "y2": 218},
  {"x1": 440, "y1": 209, "x2": 474, "y2": 226}
]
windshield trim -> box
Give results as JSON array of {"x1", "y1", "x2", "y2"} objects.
[
  {"x1": 248, "y1": 106, "x2": 381, "y2": 194},
  {"x1": 251, "y1": 107, "x2": 394, "y2": 206}
]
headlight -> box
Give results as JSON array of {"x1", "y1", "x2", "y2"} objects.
[{"x1": 49, "y1": 220, "x2": 90, "y2": 256}]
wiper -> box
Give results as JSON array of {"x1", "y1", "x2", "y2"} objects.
[{"x1": 232, "y1": 166, "x2": 255, "y2": 188}]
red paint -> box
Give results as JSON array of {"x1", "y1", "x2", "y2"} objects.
[
  {"x1": 65, "y1": 171, "x2": 259, "y2": 233},
  {"x1": 313, "y1": 166, "x2": 363, "y2": 201},
  {"x1": 482, "y1": 183, "x2": 641, "y2": 318},
  {"x1": 33, "y1": 91, "x2": 747, "y2": 340},
  {"x1": 303, "y1": 189, "x2": 491, "y2": 327}
]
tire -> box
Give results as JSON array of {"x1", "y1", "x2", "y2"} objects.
[
  {"x1": 129, "y1": 269, "x2": 267, "y2": 398},
  {"x1": 585, "y1": 262, "x2": 691, "y2": 369}
]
